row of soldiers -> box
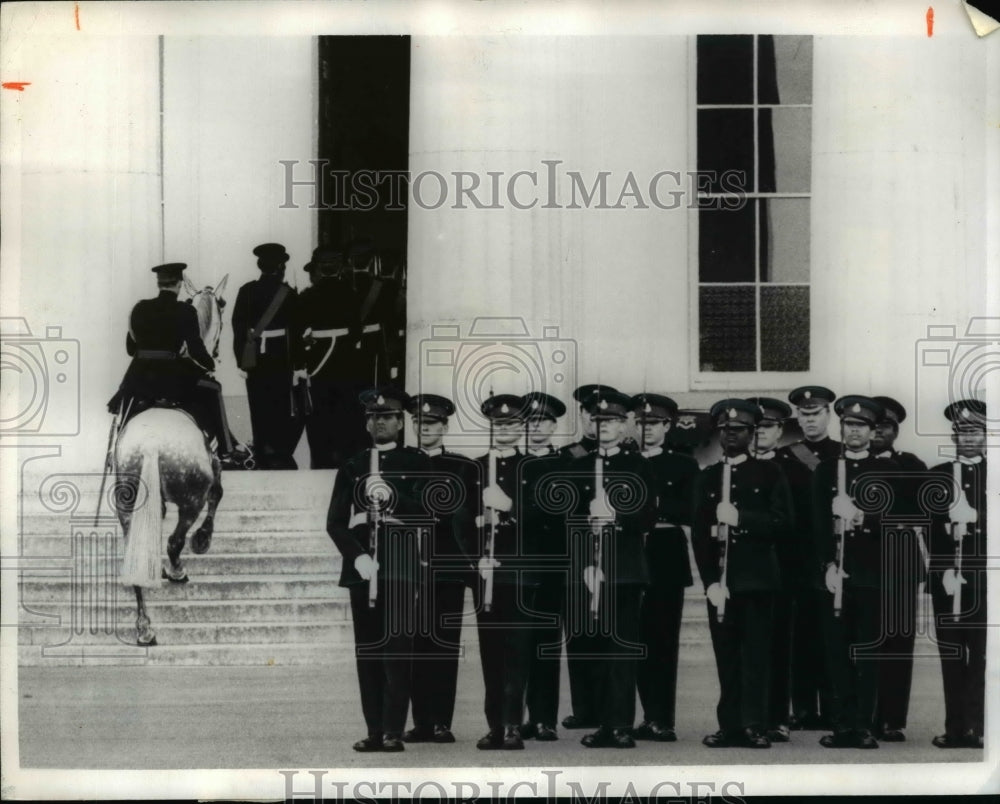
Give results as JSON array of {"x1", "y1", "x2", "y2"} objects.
[
  {"x1": 327, "y1": 383, "x2": 988, "y2": 752},
  {"x1": 232, "y1": 241, "x2": 404, "y2": 469}
]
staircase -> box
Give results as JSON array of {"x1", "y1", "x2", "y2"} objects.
[{"x1": 16, "y1": 470, "x2": 713, "y2": 666}]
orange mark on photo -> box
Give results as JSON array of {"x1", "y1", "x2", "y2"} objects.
[
  {"x1": 75, "y1": 4, "x2": 81, "y2": 31},
  {"x1": 2, "y1": 82, "x2": 31, "y2": 91},
  {"x1": 926, "y1": 7, "x2": 934, "y2": 37}
]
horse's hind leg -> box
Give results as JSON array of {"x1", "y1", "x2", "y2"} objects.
[
  {"x1": 134, "y1": 585, "x2": 157, "y2": 646},
  {"x1": 191, "y1": 458, "x2": 223, "y2": 555},
  {"x1": 163, "y1": 506, "x2": 197, "y2": 583}
]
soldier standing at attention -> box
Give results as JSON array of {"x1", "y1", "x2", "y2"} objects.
[
  {"x1": 869, "y1": 395, "x2": 927, "y2": 743},
  {"x1": 232, "y1": 243, "x2": 301, "y2": 469},
  {"x1": 557, "y1": 383, "x2": 609, "y2": 731},
  {"x1": 777, "y1": 385, "x2": 840, "y2": 731},
  {"x1": 327, "y1": 387, "x2": 431, "y2": 753},
  {"x1": 631, "y1": 392, "x2": 698, "y2": 744},
  {"x1": 295, "y1": 245, "x2": 367, "y2": 468},
  {"x1": 694, "y1": 399, "x2": 791, "y2": 749},
  {"x1": 518, "y1": 392, "x2": 568, "y2": 742},
  {"x1": 928, "y1": 400, "x2": 986, "y2": 750},
  {"x1": 402, "y1": 394, "x2": 479, "y2": 745},
  {"x1": 473, "y1": 395, "x2": 537, "y2": 750},
  {"x1": 571, "y1": 389, "x2": 656, "y2": 749},
  {"x1": 814, "y1": 395, "x2": 898, "y2": 749}
]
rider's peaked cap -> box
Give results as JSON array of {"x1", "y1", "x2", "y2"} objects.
[
  {"x1": 520, "y1": 392, "x2": 567, "y2": 421},
  {"x1": 407, "y1": 394, "x2": 455, "y2": 422},
  {"x1": 359, "y1": 386, "x2": 410, "y2": 414},
  {"x1": 253, "y1": 243, "x2": 290, "y2": 267},
  {"x1": 151, "y1": 263, "x2": 186, "y2": 282}
]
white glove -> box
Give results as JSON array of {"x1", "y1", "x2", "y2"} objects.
[
  {"x1": 589, "y1": 492, "x2": 615, "y2": 521},
  {"x1": 354, "y1": 553, "x2": 379, "y2": 581},
  {"x1": 715, "y1": 501, "x2": 739, "y2": 527},
  {"x1": 293, "y1": 368, "x2": 309, "y2": 382},
  {"x1": 825, "y1": 563, "x2": 849, "y2": 594},
  {"x1": 950, "y1": 499, "x2": 978, "y2": 527},
  {"x1": 237, "y1": 369, "x2": 248, "y2": 380},
  {"x1": 583, "y1": 565, "x2": 605, "y2": 594},
  {"x1": 365, "y1": 477, "x2": 390, "y2": 503},
  {"x1": 482, "y1": 484, "x2": 513, "y2": 512},
  {"x1": 706, "y1": 582, "x2": 729, "y2": 609},
  {"x1": 478, "y1": 556, "x2": 500, "y2": 579},
  {"x1": 942, "y1": 568, "x2": 966, "y2": 596},
  {"x1": 832, "y1": 494, "x2": 864, "y2": 526}
]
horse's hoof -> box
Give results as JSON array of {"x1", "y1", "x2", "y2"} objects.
[
  {"x1": 191, "y1": 531, "x2": 212, "y2": 555},
  {"x1": 161, "y1": 567, "x2": 190, "y2": 584},
  {"x1": 138, "y1": 636, "x2": 158, "y2": 647}
]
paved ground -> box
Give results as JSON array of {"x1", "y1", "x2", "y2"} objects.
[{"x1": 16, "y1": 647, "x2": 981, "y2": 770}]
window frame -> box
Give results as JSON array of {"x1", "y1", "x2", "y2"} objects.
[{"x1": 687, "y1": 34, "x2": 816, "y2": 391}]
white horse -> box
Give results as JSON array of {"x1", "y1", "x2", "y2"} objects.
[{"x1": 115, "y1": 275, "x2": 229, "y2": 646}]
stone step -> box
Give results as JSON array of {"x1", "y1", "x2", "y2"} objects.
[
  {"x1": 19, "y1": 509, "x2": 328, "y2": 535},
  {"x1": 18, "y1": 620, "x2": 344, "y2": 646},
  {"x1": 16, "y1": 550, "x2": 339, "y2": 575},
  {"x1": 19, "y1": 598, "x2": 346, "y2": 624},
  {"x1": 18, "y1": 531, "x2": 332, "y2": 556},
  {"x1": 19, "y1": 574, "x2": 342, "y2": 602}
]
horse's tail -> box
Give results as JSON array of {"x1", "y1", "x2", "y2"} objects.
[{"x1": 119, "y1": 447, "x2": 162, "y2": 588}]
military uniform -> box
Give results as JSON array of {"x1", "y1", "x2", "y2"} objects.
[
  {"x1": 568, "y1": 390, "x2": 656, "y2": 749},
  {"x1": 232, "y1": 243, "x2": 301, "y2": 469},
  {"x1": 632, "y1": 393, "x2": 698, "y2": 742},
  {"x1": 402, "y1": 395, "x2": 479, "y2": 744},
  {"x1": 472, "y1": 395, "x2": 539, "y2": 750},
  {"x1": 813, "y1": 395, "x2": 898, "y2": 749},
  {"x1": 870, "y1": 396, "x2": 928, "y2": 741},
  {"x1": 327, "y1": 387, "x2": 431, "y2": 752},
  {"x1": 693, "y1": 399, "x2": 792, "y2": 748},
  {"x1": 776, "y1": 385, "x2": 841, "y2": 730},
  {"x1": 295, "y1": 247, "x2": 367, "y2": 468},
  {"x1": 109, "y1": 263, "x2": 232, "y2": 455},
  {"x1": 928, "y1": 400, "x2": 987, "y2": 749},
  {"x1": 346, "y1": 238, "x2": 396, "y2": 387},
  {"x1": 517, "y1": 393, "x2": 569, "y2": 741}
]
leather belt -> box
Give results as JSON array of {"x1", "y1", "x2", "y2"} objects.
[
  {"x1": 654, "y1": 521, "x2": 682, "y2": 530},
  {"x1": 136, "y1": 350, "x2": 177, "y2": 360},
  {"x1": 259, "y1": 328, "x2": 286, "y2": 352}
]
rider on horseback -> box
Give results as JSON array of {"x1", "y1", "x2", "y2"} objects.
[{"x1": 108, "y1": 262, "x2": 243, "y2": 464}]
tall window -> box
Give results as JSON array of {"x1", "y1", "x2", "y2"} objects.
[{"x1": 693, "y1": 35, "x2": 813, "y2": 382}]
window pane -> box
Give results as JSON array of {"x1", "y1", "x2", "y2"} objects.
[
  {"x1": 700, "y1": 286, "x2": 756, "y2": 371},
  {"x1": 698, "y1": 109, "x2": 754, "y2": 193},
  {"x1": 697, "y1": 35, "x2": 753, "y2": 104},
  {"x1": 757, "y1": 35, "x2": 779, "y2": 104},
  {"x1": 769, "y1": 107, "x2": 811, "y2": 192},
  {"x1": 770, "y1": 35, "x2": 812, "y2": 104},
  {"x1": 760, "y1": 198, "x2": 810, "y2": 282},
  {"x1": 761, "y1": 286, "x2": 809, "y2": 371},
  {"x1": 700, "y1": 205, "x2": 755, "y2": 282}
]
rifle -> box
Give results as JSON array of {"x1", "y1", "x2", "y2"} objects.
[
  {"x1": 590, "y1": 451, "x2": 610, "y2": 619},
  {"x1": 949, "y1": 460, "x2": 965, "y2": 621},
  {"x1": 832, "y1": 443, "x2": 848, "y2": 618},
  {"x1": 484, "y1": 445, "x2": 497, "y2": 612},
  {"x1": 713, "y1": 458, "x2": 732, "y2": 624},
  {"x1": 367, "y1": 445, "x2": 382, "y2": 608},
  {"x1": 290, "y1": 375, "x2": 313, "y2": 418}
]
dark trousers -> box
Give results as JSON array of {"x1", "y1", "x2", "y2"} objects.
[
  {"x1": 410, "y1": 577, "x2": 467, "y2": 730},
  {"x1": 791, "y1": 586, "x2": 832, "y2": 719},
  {"x1": 707, "y1": 591, "x2": 774, "y2": 732},
  {"x1": 931, "y1": 576, "x2": 987, "y2": 737},
  {"x1": 474, "y1": 581, "x2": 537, "y2": 731},
  {"x1": 768, "y1": 589, "x2": 794, "y2": 728},
  {"x1": 524, "y1": 574, "x2": 566, "y2": 728},
  {"x1": 568, "y1": 583, "x2": 644, "y2": 730},
  {"x1": 245, "y1": 371, "x2": 298, "y2": 468},
  {"x1": 188, "y1": 378, "x2": 234, "y2": 453},
  {"x1": 349, "y1": 581, "x2": 417, "y2": 737},
  {"x1": 874, "y1": 532, "x2": 922, "y2": 731},
  {"x1": 823, "y1": 586, "x2": 881, "y2": 733},
  {"x1": 637, "y1": 584, "x2": 685, "y2": 727},
  {"x1": 305, "y1": 378, "x2": 369, "y2": 469},
  {"x1": 564, "y1": 580, "x2": 598, "y2": 723}
]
